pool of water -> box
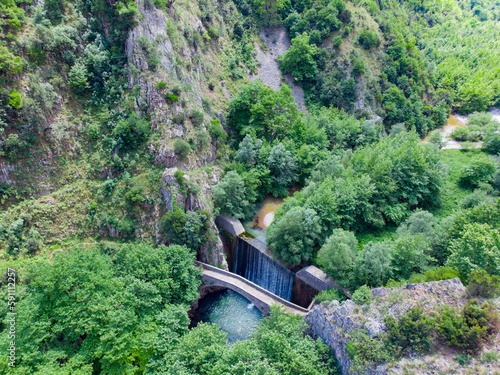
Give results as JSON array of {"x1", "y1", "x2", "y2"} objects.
[{"x1": 192, "y1": 290, "x2": 263, "y2": 344}]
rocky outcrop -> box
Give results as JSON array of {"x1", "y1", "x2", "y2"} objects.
[
  {"x1": 250, "y1": 26, "x2": 306, "y2": 111},
  {"x1": 161, "y1": 166, "x2": 228, "y2": 270},
  {"x1": 306, "y1": 278, "x2": 470, "y2": 375}
]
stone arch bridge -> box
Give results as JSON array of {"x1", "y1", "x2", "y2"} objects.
[{"x1": 196, "y1": 261, "x2": 309, "y2": 316}]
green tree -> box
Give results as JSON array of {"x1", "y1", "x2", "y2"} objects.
[
  {"x1": 267, "y1": 143, "x2": 298, "y2": 195},
  {"x1": 268, "y1": 206, "x2": 321, "y2": 265},
  {"x1": 173, "y1": 138, "x2": 192, "y2": 160},
  {"x1": 253, "y1": 0, "x2": 286, "y2": 26},
  {"x1": 227, "y1": 80, "x2": 305, "y2": 142},
  {"x1": 8, "y1": 88, "x2": 22, "y2": 109},
  {"x1": 0, "y1": 244, "x2": 200, "y2": 373},
  {"x1": 446, "y1": 223, "x2": 500, "y2": 279},
  {"x1": 68, "y1": 61, "x2": 90, "y2": 95},
  {"x1": 112, "y1": 111, "x2": 150, "y2": 150},
  {"x1": 113, "y1": 243, "x2": 202, "y2": 305},
  {"x1": 213, "y1": 171, "x2": 252, "y2": 219},
  {"x1": 353, "y1": 241, "x2": 393, "y2": 287},
  {"x1": 357, "y1": 29, "x2": 379, "y2": 49},
  {"x1": 396, "y1": 210, "x2": 437, "y2": 238},
  {"x1": 235, "y1": 134, "x2": 262, "y2": 165},
  {"x1": 385, "y1": 307, "x2": 435, "y2": 354},
  {"x1": 391, "y1": 235, "x2": 432, "y2": 281},
  {"x1": 317, "y1": 229, "x2": 357, "y2": 288},
  {"x1": 458, "y1": 158, "x2": 496, "y2": 188},
  {"x1": 279, "y1": 33, "x2": 318, "y2": 83}
]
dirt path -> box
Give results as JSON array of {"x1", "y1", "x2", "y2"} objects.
[{"x1": 250, "y1": 26, "x2": 306, "y2": 111}]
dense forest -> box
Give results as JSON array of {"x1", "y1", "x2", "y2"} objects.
[{"x1": 1, "y1": 0, "x2": 500, "y2": 372}]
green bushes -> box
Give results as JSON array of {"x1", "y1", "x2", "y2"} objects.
[
  {"x1": 446, "y1": 223, "x2": 500, "y2": 279},
  {"x1": 8, "y1": 88, "x2": 22, "y2": 108},
  {"x1": 347, "y1": 329, "x2": 390, "y2": 371},
  {"x1": 159, "y1": 209, "x2": 211, "y2": 250},
  {"x1": 385, "y1": 308, "x2": 434, "y2": 354},
  {"x1": 315, "y1": 288, "x2": 346, "y2": 303},
  {"x1": 458, "y1": 158, "x2": 496, "y2": 188},
  {"x1": 173, "y1": 138, "x2": 191, "y2": 159},
  {"x1": 166, "y1": 93, "x2": 179, "y2": 102},
  {"x1": 351, "y1": 285, "x2": 372, "y2": 305},
  {"x1": 68, "y1": 61, "x2": 89, "y2": 94},
  {"x1": 357, "y1": 29, "x2": 379, "y2": 50},
  {"x1": 155, "y1": 81, "x2": 167, "y2": 90},
  {"x1": 0, "y1": 48, "x2": 22, "y2": 75},
  {"x1": 112, "y1": 111, "x2": 150, "y2": 150},
  {"x1": 208, "y1": 118, "x2": 227, "y2": 141},
  {"x1": 172, "y1": 112, "x2": 186, "y2": 125},
  {"x1": 437, "y1": 299, "x2": 500, "y2": 354},
  {"x1": 213, "y1": 171, "x2": 252, "y2": 219},
  {"x1": 279, "y1": 33, "x2": 318, "y2": 83},
  {"x1": 190, "y1": 110, "x2": 204, "y2": 127},
  {"x1": 466, "y1": 270, "x2": 500, "y2": 299}
]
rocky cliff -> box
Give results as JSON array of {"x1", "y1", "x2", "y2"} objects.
[{"x1": 306, "y1": 279, "x2": 500, "y2": 375}]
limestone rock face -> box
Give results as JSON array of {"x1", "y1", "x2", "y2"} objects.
[
  {"x1": 160, "y1": 166, "x2": 228, "y2": 270},
  {"x1": 305, "y1": 278, "x2": 473, "y2": 375}
]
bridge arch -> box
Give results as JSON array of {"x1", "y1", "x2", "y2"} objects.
[{"x1": 196, "y1": 261, "x2": 309, "y2": 316}]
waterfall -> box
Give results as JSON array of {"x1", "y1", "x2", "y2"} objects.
[{"x1": 234, "y1": 236, "x2": 294, "y2": 301}]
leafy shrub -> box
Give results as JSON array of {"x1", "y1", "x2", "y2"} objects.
[
  {"x1": 352, "y1": 285, "x2": 372, "y2": 305},
  {"x1": 8, "y1": 88, "x2": 22, "y2": 109},
  {"x1": 346, "y1": 329, "x2": 390, "y2": 371},
  {"x1": 171, "y1": 86, "x2": 181, "y2": 96},
  {"x1": 408, "y1": 267, "x2": 460, "y2": 283},
  {"x1": 166, "y1": 93, "x2": 179, "y2": 102},
  {"x1": 213, "y1": 171, "x2": 252, "y2": 219},
  {"x1": 332, "y1": 36, "x2": 342, "y2": 48},
  {"x1": 385, "y1": 307, "x2": 434, "y2": 354},
  {"x1": 351, "y1": 58, "x2": 365, "y2": 77},
  {"x1": 190, "y1": 110, "x2": 204, "y2": 127},
  {"x1": 315, "y1": 288, "x2": 346, "y2": 304},
  {"x1": 160, "y1": 209, "x2": 211, "y2": 250},
  {"x1": 0, "y1": 45, "x2": 23, "y2": 75},
  {"x1": 317, "y1": 229, "x2": 357, "y2": 288},
  {"x1": 208, "y1": 26, "x2": 218, "y2": 39},
  {"x1": 428, "y1": 130, "x2": 444, "y2": 149},
  {"x1": 209, "y1": 118, "x2": 227, "y2": 141},
  {"x1": 68, "y1": 62, "x2": 89, "y2": 95},
  {"x1": 480, "y1": 351, "x2": 499, "y2": 364},
  {"x1": 451, "y1": 127, "x2": 470, "y2": 141},
  {"x1": 437, "y1": 299, "x2": 500, "y2": 354},
  {"x1": 155, "y1": 81, "x2": 167, "y2": 90},
  {"x1": 197, "y1": 130, "x2": 209, "y2": 148},
  {"x1": 357, "y1": 29, "x2": 379, "y2": 49},
  {"x1": 466, "y1": 270, "x2": 500, "y2": 299},
  {"x1": 173, "y1": 139, "x2": 191, "y2": 160},
  {"x1": 118, "y1": 217, "x2": 136, "y2": 236},
  {"x1": 458, "y1": 158, "x2": 496, "y2": 188},
  {"x1": 112, "y1": 112, "x2": 150, "y2": 150},
  {"x1": 172, "y1": 112, "x2": 186, "y2": 125},
  {"x1": 279, "y1": 33, "x2": 318, "y2": 83}
]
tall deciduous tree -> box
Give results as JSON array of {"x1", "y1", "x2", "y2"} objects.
[
  {"x1": 279, "y1": 33, "x2": 318, "y2": 83},
  {"x1": 317, "y1": 229, "x2": 357, "y2": 288},
  {"x1": 268, "y1": 206, "x2": 321, "y2": 265}
]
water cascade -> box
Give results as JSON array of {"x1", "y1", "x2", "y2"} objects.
[{"x1": 234, "y1": 236, "x2": 295, "y2": 301}]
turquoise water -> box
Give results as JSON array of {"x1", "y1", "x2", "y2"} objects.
[{"x1": 193, "y1": 290, "x2": 263, "y2": 344}]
